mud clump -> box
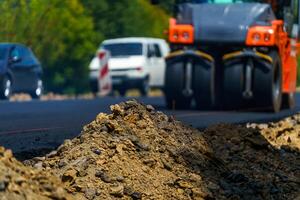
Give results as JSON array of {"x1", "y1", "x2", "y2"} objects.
[
  {"x1": 27, "y1": 100, "x2": 299, "y2": 200},
  {"x1": 0, "y1": 147, "x2": 71, "y2": 200}
]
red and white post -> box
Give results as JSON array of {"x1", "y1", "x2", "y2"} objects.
[{"x1": 98, "y1": 50, "x2": 112, "y2": 96}]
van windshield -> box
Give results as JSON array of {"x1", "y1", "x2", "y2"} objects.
[{"x1": 102, "y1": 43, "x2": 143, "y2": 58}]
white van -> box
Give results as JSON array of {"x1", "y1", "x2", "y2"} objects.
[{"x1": 100, "y1": 37, "x2": 170, "y2": 96}]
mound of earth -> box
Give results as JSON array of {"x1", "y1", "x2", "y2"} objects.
[
  {"x1": 0, "y1": 147, "x2": 71, "y2": 200},
  {"x1": 248, "y1": 114, "x2": 300, "y2": 151},
  {"x1": 203, "y1": 124, "x2": 300, "y2": 200},
  {"x1": 26, "y1": 100, "x2": 300, "y2": 200}
]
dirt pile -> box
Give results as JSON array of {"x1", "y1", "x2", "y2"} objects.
[
  {"x1": 203, "y1": 124, "x2": 300, "y2": 200},
  {"x1": 28, "y1": 100, "x2": 215, "y2": 200},
  {"x1": 248, "y1": 115, "x2": 300, "y2": 151},
  {"x1": 26, "y1": 100, "x2": 300, "y2": 200},
  {"x1": 0, "y1": 147, "x2": 71, "y2": 200}
]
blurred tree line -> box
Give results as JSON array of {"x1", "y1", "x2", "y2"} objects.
[{"x1": 0, "y1": 0, "x2": 169, "y2": 93}]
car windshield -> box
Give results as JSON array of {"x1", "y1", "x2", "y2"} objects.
[
  {"x1": 0, "y1": 47, "x2": 6, "y2": 60},
  {"x1": 102, "y1": 43, "x2": 143, "y2": 58}
]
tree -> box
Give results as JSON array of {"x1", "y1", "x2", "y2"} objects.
[
  {"x1": 81, "y1": 0, "x2": 169, "y2": 39},
  {"x1": 0, "y1": 0, "x2": 97, "y2": 93}
]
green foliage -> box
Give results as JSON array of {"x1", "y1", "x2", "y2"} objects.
[
  {"x1": 81, "y1": 0, "x2": 169, "y2": 40},
  {"x1": 0, "y1": 0, "x2": 98, "y2": 93},
  {"x1": 0, "y1": 0, "x2": 169, "y2": 93},
  {"x1": 154, "y1": 0, "x2": 175, "y2": 13}
]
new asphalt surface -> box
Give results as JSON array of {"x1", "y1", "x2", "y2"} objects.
[{"x1": 0, "y1": 95, "x2": 299, "y2": 154}]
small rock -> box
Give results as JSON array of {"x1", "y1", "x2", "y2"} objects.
[
  {"x1": 124, "y1": 185, "x2": 134, "y2": 196},
  {"x1": 46, "y1": 150, "x2": 58, "y2": 158},
  {"x1": 95, "y1": 170, "x2": 112, "y2": 183},
  {"x1": 3, "y1": 150, "x2": 13, "y2": 159},
  {"x1": 105, "y1": 122, "x2": 116, "y2": 132},
  {"x1": 92, "y1": 148, "x2": 102, "y2": 155},
  {"x1": 15, "y1": 176, "x2": 26, "y2": 185},
  {"x1": 51, "y1": 187, "x2": 67, "y2": 200},
  {"x1": 110, "y1": 185, "x2": 124, "y2": 197},
  {"x1": 110, "y1": 104, "x2": 124, "y2": 115},
  {"x1": 131, "y1": 192, "x2": 142, "y2": 200},
  {"x1": 158, "y1": 121, "x2": 173, "y2": 132},
  {"x1": 189, "y1": 173, "x2": 202, "y2": 182},
  {"x1": 34, "y1": 162, "x2": 44, "y2": 169},
  {"x1": 135, "y1": 142, "x2": 150, "y2": 151},
  {"x1": 192, "y1": 188, "x2": 209, "y2": 199},
  {"x1": 22, "y1": 160, "x2": 32, "y2": 166},
  {"x1": 146, "y1": 105, "x2": 155, "y2": 112},
  {"x1": 96, "y1": 113, "x2": 109, "y2": 122},
  {"x1": 158, "y1": 146, "x2": 166, "y2": 153},
  {"x1": 0, "y1": 180, "x2": 7, "y2": 191},
  {"x1": 161, "y1": 159, "x2": 172, "y2": 171},
  {"x1": 62, "y1": 168, "x2": 77, "y2": 182},
  {"x1": 143, "y1": 159, "x2": 156, "y2": 167},
  {"x1": 78, "y1": 169, "x2": 88, "y2": 177},
  {"x1": 185, "y1": 189, "x2": 192, "y2": 196},
  {"x1": 168, "y1": 115, "x2": 176, "y2": 122},
  {"x1": 96, "y1": 189, "x2": 101, "y2": 196},
  {"x1": 177, "y1": 188, "x2": 185, "y2": 195},
  {"x1": 116, "y1": 144, "x2": 125, "y2": 155},
  {"x1": 48, "y1": 160, "x2": 57, "y2": 167},
  {"x1": 0, "y1": 146, "x2": 5, "y2": 154},
  {"x1": 85, "y1": 188, "x2": 96, "y2": 200},
  {"x1": 258, "y1": 124, "x2": 268, "y2": 129},
  {"x1": 73, "y1": 183, "x2": 84, "y2": 192},
  {"x1": 245, "y1": 136, "x2": 269, "y2": 149},
  {"x1": 100, "y1": 125, "x2": 109, "y2": 132},
  {"x1": 56, "y1": 145, "x2": 66, "y2": 155},
  {"x1": 176, "y1": 180, "x2": 193, "y2": 189},
  {"x1": 141, "y1": 166, "x2": 150, "y2": 173},
  {"x1": 115, "y1": 175, "x2": 125, "y2": 182},
  {"x1": 32, "y1": 156, "x2": 45, "y2": 162},
  {"x1": 58, "y1": 160, "x2": 67, "y2": 168}
]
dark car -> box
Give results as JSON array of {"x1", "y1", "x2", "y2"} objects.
[{"x1": 0, "y1": 43, "x2": 43, "y2": 99}]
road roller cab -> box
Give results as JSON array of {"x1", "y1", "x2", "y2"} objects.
[{"x1": 159, "y1": 0, "x2": 300, "y2": 112}]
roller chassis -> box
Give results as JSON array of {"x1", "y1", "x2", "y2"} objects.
[{"x1": 165, "y1": 46, "x2": 291, "y2": 112}]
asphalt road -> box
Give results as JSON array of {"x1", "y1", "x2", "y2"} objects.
[{"x1": 0, "y1": 95, "x2": 299, "y2": 154}]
